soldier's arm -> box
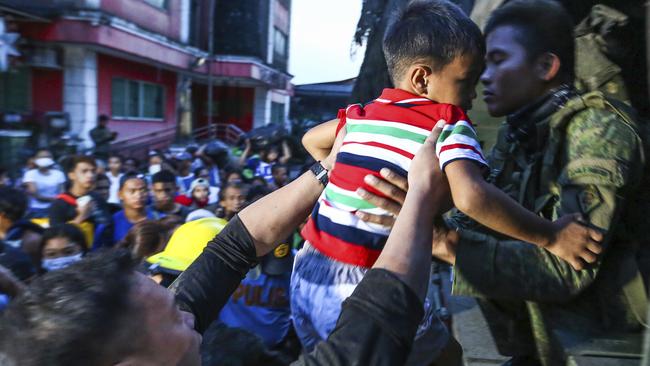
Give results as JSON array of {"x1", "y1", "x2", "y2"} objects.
[{"x1": 451, "y1": 109, "x2": 643, "y2": 302}]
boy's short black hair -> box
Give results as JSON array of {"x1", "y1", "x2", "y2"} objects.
[
  {"x1": 119, "y1": 171, "x2": 146, "y2": 190},
  {"x1": 0, "y1": 187, "x2": 28, "y2": 222},
  {"x1": 64, "y1": 155, "x2": 96, "y2": 174},
  {"x1": 484, "y1": 0, "x2": 575, "y2": 81},
  {"x1": 151, "y1": 170, "x2": 177, "y2": 185},
  {"x1": 382, "y1": 0, "x2": 484, "y2": 83}
]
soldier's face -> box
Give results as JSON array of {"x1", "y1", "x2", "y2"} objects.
[{"x1": 481, "y1": 25, "x2": 548, "y2": 117}]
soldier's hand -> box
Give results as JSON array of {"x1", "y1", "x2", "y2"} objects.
[
  {"x1": 355, "y1": 168, "x2": 408, "y2": 227},
  {"x1": 546, "y1": 214, "x2": 603, "y2": 271}
]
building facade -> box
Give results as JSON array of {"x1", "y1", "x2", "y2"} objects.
[{"x1": 0, "y1": 0, "x2": 292, "y2": 154}]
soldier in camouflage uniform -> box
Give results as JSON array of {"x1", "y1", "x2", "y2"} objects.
[{"x1": 428, "y1": 1, "x2": 648, "y2": 365}]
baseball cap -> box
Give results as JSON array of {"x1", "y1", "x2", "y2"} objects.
[
  {"x1": 189, "y1": 178, "x2": 210, "y2": 192},
  {"x1": 261, "y1": 242, "x2": 293, "y2": 275},
  {"x1": 146, "y1": 217, "x2": 227, "y2": 274},
  {"x1": 175, "y1": 152, "x2": 192, "y2": 161},
  {"x1": 185, "y1": 208, "x2": 216, "y2": 222}
]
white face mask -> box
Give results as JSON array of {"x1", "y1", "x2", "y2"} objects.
[
  {"x1": 35, "y1": 157, "x2": 54, "y2": 168},
  {"x1": 148, "y1": 164, "x2": 162, "y2": 175},
  {"x1": 42, "y1": 253, "x2": 83, "y2": 272}
]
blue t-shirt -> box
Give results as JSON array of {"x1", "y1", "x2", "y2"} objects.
[
  {"x1": 111, "y1": 209, "x2": 154, "y2": 244},
  {"x1": 218, "y1": 267, "x2": 291, "y2": 347},
  {"x1": 247, "y1": 156, "x2": 274, "y2": 184}
]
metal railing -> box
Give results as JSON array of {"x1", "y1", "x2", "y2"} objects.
[
  {"x1": 192, "y1": 123, "x2": 245, "y2": 145},
  {"x1": 106, "y1": 123, "x2": 244, "y2": 161},
  {"x1": 109, "y1": 126, "x2": 177, "y2": 161}
]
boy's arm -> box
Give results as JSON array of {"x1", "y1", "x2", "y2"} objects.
[
  {"x1": 302, "y1": 119, "x2": 339, "y2": 161},
  {"x1": 446, "y1": 160, "x2": 602, "y2": 270}
]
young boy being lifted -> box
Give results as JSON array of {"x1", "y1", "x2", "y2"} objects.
[{"x1": 291, "y1": 0, "x2": 603, "y2": 357}]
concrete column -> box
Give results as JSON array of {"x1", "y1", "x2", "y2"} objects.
[
  {"x1": 179, "y1": 0, "x2": 190, "y2": 43},
  {"x1": 62, "y1": 46, "x2": 98, "y2": 148},
  {"x1": 266, "y1": 0, "x2": 275, "y2": 64},
  {"x1": 252, "y1": 86, "x2": 270, "y2": 128}
]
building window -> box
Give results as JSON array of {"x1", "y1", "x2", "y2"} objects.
[
  {"x1": 143, "y1": 0, "x2": 167, "y2": 9},
  {"x1": 112, "y1": 78, "x2": 165, "y2": 120},
  {"x1": 0, "y1": 68, "x2": 31, "y2": 113},
  {"x1": 270, "y1": 102, "x2": 284, "y2": 124},
  {"x1": 273, "y1": 28, "x2": 287, "y2": 58}
]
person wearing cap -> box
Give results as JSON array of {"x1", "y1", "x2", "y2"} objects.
[
  {"x1": 177, "y1": 178, "x2": 212, "y2": 210},
  {"x1": 21, "y1": 150, "x2": 66, "y2": 218},
  {"x1": 94, "y1": 172, "x2": 153, "y2": 248}
]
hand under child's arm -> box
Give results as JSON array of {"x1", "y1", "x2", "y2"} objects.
[
  {"x1": 301, "y1": 119, "x2": 339, "y2": 161},
  {"x1": 445, "y1": 160, "x2": 603, "y2": 270}
]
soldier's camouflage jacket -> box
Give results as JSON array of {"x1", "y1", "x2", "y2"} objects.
[{"x1": 449, "y1": 90, "x2": 648, "y2": 365}]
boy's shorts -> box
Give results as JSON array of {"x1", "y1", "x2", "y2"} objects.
[{"x1": 290, "y1": 242, "x2": 452, "y2": 365}]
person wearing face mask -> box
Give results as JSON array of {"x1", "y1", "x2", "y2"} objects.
[
  {"x1": 39, "y1": 224, "x2": 87, "y2": 273},
  {"x1": 21, "y1": 150, "x2": 66, "y2": 218}
]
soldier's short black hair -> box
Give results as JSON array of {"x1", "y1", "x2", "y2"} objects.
[
  {"x1": 485, "y1": 0, "x2": 575, "y2": 81},
  {"x1": 0, "y1": 250, "x2": 142, "y2": 365},
  {"x1": 382, "y1": 0, "x2": 484, "y2": 83}
]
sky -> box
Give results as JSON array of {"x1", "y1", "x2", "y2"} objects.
[{"x1": 289, "y1": 0, "x2": 366, "y2": 85}]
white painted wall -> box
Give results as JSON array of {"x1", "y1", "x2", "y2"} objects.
[
  {"x1": 179, "y1": 0, "x2": 190, "y2": 43},
  {"x1": 62, "y1": 46, "x2": 98, "y2": 148},
  {"x1": 253, "y1": 86, "x2": 270, "y2": 128}
]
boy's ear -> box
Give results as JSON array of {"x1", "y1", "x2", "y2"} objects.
[
  {"x1": 534, "y1": 52, "x2": 561, "y2": 82},
  {"x1": 409, "y1": 65, "x2": 432, "y2": 96}
]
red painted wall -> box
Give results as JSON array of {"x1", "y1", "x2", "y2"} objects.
[
  {"x1": 31, "y1": 68, "x2": 63, "y2": 116},
  {"x1": 97, "y1": 54, "x2": 177, "y2": 141},
  {"x1": 100, "y1": 0, "x2": 182, "y2": 41},
  {"x1": 193, "y1": 84, "x2": 254, "y2": 132}
]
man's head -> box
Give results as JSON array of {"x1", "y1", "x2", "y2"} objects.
[
  {"x1": 98, "y1": 114, "x2": 110, "y2": 127},
  {"x1": 219, "y1": 183, "x2": 248, "y2": 219},
  {"x1": 0, "y1": 187, "x2": 28, "y2": 233},
  {"x1": 108, "y1": 154, "x2": 122, "y2": 175},
  {"x1": 383, "y1": 0, "x2": 484, "y2": 110},
  {"x1": 151, "y1": 170, "x2": 178, "y2": 211},
  {"x1": 123, "y1": 157, "x2": 138, "y2": 172},
  {"x1": 66, "y1": 156, "x2": 97, "y2": 193},
  {"x1": 271, "y1": 164, "x2": 288, "y2": 187},
  {"x1": 0, "y1": 249, "x2": 201, "y2": 366},
  {"x1": 94, "y1": 173, "x2": 111, "y2": 202},
  {"x1": 33, "y1": 150, "x2": 55, "y2": 171},
  {"x1": 481, "y1": 0, "x2": 575, "y2": 117},
  {"x1": 118, "y1": 172, "x2": 148, "y2": 211}
]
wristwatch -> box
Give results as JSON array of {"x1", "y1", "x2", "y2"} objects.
[{"x1": 309, "y1": 161, "x2": 329, "y2": 186}]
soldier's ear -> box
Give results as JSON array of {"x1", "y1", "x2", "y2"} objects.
[{"x1": 535, "y1": 52, "x2": 561, "y2": 82}]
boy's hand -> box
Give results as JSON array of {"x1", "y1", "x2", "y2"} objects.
[{"x1": 546, "y1": 214, "x2": 603, "y2": 271}]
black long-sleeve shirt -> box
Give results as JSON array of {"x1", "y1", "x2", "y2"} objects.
[{"x1": 171, "y1": 215, "x2": 424, "y2": 365}]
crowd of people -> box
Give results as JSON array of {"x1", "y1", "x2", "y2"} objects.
[{"x1": 1, "y1": 0, "x2": 649, "y2": 365}]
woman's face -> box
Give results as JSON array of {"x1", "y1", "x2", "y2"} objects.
[{"x1": 42, "y1": 237, "x2": 83, "y2": 259}]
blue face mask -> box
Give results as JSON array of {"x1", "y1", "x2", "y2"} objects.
[{"x1": 42, "y1": 253, "x2": 83, "y2": 272}]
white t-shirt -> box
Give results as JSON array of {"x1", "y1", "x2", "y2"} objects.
[
  {"x1": 22, "y1": 168, "x2": 66, "y2": 210},
  {"x1": 107, "y1": 172, "x2": 123, "y2": 204}
]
